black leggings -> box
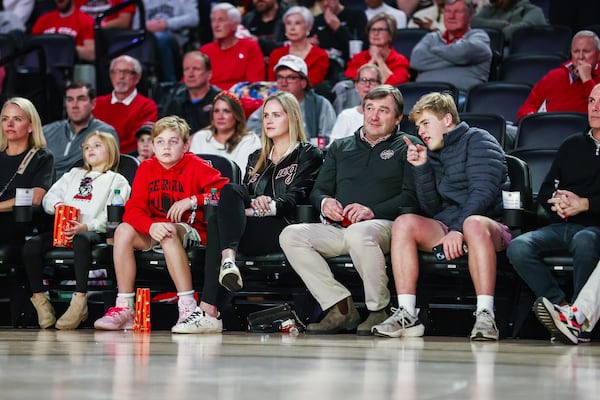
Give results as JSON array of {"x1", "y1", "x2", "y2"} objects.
[
  {"x1": 23, "y1": 230, "x2": 103, "y2": 293},
  {"x1": 202, "y1": 183, "x2": 288, "y2": 305}
]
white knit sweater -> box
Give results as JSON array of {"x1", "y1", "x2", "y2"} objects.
[{"x1": 42, "y1": 168, "x2": 131, "y2": 233}]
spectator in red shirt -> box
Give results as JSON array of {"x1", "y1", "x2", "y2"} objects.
[
  {"x1": 268, "y1": 6, "x2": 330, "y2": 87},
  {"x1": 517, "y1": 30, "x2": 600, "y2": 121},
  {"x1": 93, "y1": 55, "x2": 158, "y2": 153},
  {"x1": 200, "y1": 3, "x2": 266, "y2": 90},
  {"x1": 345, "y1": 12, "x2": 411, "y2": 86},
  {"x1": 32, "y1": 0, "x2": 95, "y2": 62},
  {"x1": 76, "y1": 0, "x2": 135, "y2": 29}
]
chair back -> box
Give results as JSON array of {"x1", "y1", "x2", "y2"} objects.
[
  {"x1": 396, "y1": 81, "x2": 459, "y2": 115},
  {"x1": 196, "y1": 153, "x2": 242, "y2": 184},
  {"x1": 505, "y1": 154, "x2": 533, "y2": 212},
  {"x1": 508, "y1": 149, "x2": 555, "y2": 201},
  {"x1": 514, "y1": 112, "x2": 588, "y2": 151},
  {"x1": 480, "y1": 27, "x2": 505, "y2": 80},
  {"x1": 509, "y1": 25, "x2": 572, "y2": 59},
  {"x1": 465, "y1": 82, "x2": 532, "y2": 124},
  {"x1": 500, "y1": 54, "x2": 566, "y2": 86},
  {"x1": 117, "y1": 154, "x2": 141, "y2": 185},
  {"x1": 460, "y1": 113, "x2": 506, "y2": 149},
  {"x1": 393, "y1": 28, "x2": 429, "y2": 59},
  {"x1": 94, "y1": 0, "x2": 159, "y2": 96},
  {"x1": 17, "y1": 34, "x2": 77, "y2": 121}
]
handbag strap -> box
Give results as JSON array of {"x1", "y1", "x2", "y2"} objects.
[
  {"x1": 17, "y1": 147, "x2": 39, "y2": 174},
  {"x1": 0, "y1": 147, "x2": 39, "y2": 199}
]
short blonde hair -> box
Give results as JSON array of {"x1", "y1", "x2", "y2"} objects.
[
  {"x1": 82, "y1": 131, "x2": 120, "y2": 173},
  {"x1": 152, "y1": 116, "x2": 190, "y2": 143},
  {"x1": 409, "y1": 92, "x2": 460, "y2": 125},
  {"x1": 0, "y1": 97, "x2": 46, "y2": 151}
]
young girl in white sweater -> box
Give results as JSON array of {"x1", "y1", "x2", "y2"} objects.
[{"x1": 24, "y1": 131, "x2": 131, "y2": 330}]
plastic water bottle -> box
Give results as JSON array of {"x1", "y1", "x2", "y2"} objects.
[
  {"x1": 111, "y1": 189, "x2": 125, "y2": 206},
  {"x1": 107, "y1": 189, "x2": 125, "y2": 243},
  {"x1": 204, "y1": 188, "x2": 219, "y2": 206}
]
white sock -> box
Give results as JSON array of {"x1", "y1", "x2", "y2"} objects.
[
  {"x1": 177, "y1": 290, "x2": 196, "y2": 306},
  {"x1": 116, "y1": 293, "x2": 135, "y2": 308},
  {"x1": 397, "y1": 294, "x2": 416, "y2": 316},
  {"x1": 222, "y1": 257, "x2": 235, "y2": 266},
  {"x1": 476, "y1": 295, "x2": 495, "y2": 317}
]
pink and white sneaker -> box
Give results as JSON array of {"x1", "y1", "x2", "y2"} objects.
[{"x1": 94, "y1": 307, "x2": 134, "y2": 331}]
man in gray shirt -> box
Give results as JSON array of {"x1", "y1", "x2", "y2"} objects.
[
  {"x1": 247, "y1": 55, "x2": 336, "y2": 143},
  {"x1": 410, "y1": 0, "x2": 491, "y2": 97},
  {"x1": 43, "y1": 82, "x2": 118, "y2": 178}
]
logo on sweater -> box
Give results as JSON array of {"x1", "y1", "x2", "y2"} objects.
[
  {"x1": 74, "y1": 176, "x2": 94, "y2": 200},
  {"x1": 275, "y1": 163, "x2": 298, "y2": 185},
  {"x1": 380, "y1": 149, "x2": 394, "y2": 160}
]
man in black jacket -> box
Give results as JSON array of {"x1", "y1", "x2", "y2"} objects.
[
  {"x1": 509, "y1": 83, "x2": 600, "y2": 344},
  {"x1": 280, "y1": 85, "x2": 420, "y2": 335}
]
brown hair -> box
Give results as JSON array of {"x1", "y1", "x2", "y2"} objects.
[{"x1": 208, "y1": 91, "x2": 251, "y2": 153}]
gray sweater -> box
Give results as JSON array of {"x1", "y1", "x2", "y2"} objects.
[{"x1": 410, "y1": 28, "x2": 492, "y2": 92}]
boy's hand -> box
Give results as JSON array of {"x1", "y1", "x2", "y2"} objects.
[
  {"x1": 166, "y1": 198, "x2": 193, "y2": 222},
  {"x1": 403, "y1": 136, "x2": 427, "y2": 166},
  {"x1": 436, "y1": 231, "x2": 466, "y2": 260},
  {"x1": 149, "y1": 222, "x2": 175, "y2": 242}
]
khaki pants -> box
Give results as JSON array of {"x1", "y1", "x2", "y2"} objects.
[
  {"x1": 574, "y1": 259, "x2": 600, "y2": 331},
  {"x1": 279, "y1": 220, "x2": 392, "y2": 312}
]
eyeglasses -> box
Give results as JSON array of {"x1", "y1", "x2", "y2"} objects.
[
  {"x1": 356, "y1": 78, "x2": 381, "y2": 86},
  {"x1": 110, "y1": 69, "x2": 138, "y2": 76},
  {"x1": 276, "y1": 74, "x2": 302, "y2": 83},
  {"x1": 369, "y1": 27, "x2": 389, "y2": 34}
]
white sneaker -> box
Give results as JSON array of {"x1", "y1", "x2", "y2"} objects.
[
  {"x1": 218, "y1": 261, "x2": 243, "y2": 292},
  {"x1": 372, "y1": 307, "x2": 425, "y2": 338},
  {"x1": 171, "y1": 307, "x2": 223, "y2": 334},
  {"x1": 470, "y1": 309, "x2": 499, "y2": 341}
]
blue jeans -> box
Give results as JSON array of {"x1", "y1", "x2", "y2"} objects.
[
  {"x1": 154, "y1": 31, "x2": 180, "y2": 82},
  {"x1": 507, "y1": 223, "x2": 600, "y2": 303}
]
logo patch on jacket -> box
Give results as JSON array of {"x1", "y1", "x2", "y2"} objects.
[
  {"x1": 380, "y1": 149, "x2": 394, "y2": 160},
  {"x1": 275, "y1": 163, "x2": 298, "y2": 185}
]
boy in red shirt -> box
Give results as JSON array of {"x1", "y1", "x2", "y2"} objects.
[{"x1": 94, "y1": 115, "x2": 229, "y2": 332}]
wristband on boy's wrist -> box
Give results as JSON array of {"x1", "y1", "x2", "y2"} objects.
[{"x1": 188, "y1": 195, "x2": 198, "y2": 224}]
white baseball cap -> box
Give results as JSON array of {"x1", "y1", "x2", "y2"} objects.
[{"x1": 274, "y1": 54, "x2": 308, "y2": 78}]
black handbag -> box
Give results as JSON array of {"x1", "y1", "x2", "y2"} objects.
[{"x1": 246, "y1": 303, "x2": 306, "y2": 333}]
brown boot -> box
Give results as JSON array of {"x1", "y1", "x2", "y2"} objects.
[
  {"x1": 356, "y1": 307, "x2": 390, "y2": 336},
  {"x1": 307, "y1": 297, "x2": 361, "y2": 334},
  {"x1": 30, "y1": 294, "x2": 56, "y2": 329},
  {"x1": 55, "y1": 294, "x2": 88, "y2": 330}
]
